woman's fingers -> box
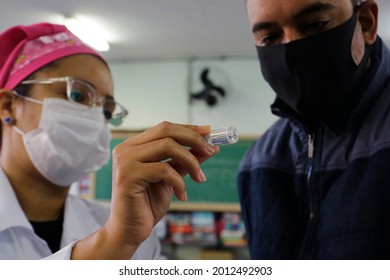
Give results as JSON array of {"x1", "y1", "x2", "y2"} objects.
[
  {"x1": 129, "y1": 161, "x2": 187, "y2": 202},
  {"x1": 116, "y1": 122, "x2": 219, "y2": 185},
  {"x1": 168, "y1": 146, "x2": 220, "y2": 178},
  {"x1": 119, "y1": 138, "x2": 210, "y2": 183},
  {"x1": 124, "y1": 122, "x2": 215, "y2": 156}
]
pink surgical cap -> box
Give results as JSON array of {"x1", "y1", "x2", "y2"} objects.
[{"x1": 0, "y1": 22, "x2": 107, "y2": 90}]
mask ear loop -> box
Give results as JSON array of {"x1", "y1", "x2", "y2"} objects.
[
  {"x1": 9, "y1": 91, "x2": 43, "y2": 136},
  {"x1": 13, "y1": 125, "x2": 26, "y2": 136},
  {"x1": 356, "y1": 0, "x2": 367, "y2": 5},
  {"x1": 354, "y1": 0, "x2": 367, "y2": 11}
]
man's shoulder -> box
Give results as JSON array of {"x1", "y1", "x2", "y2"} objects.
[
  {"x1": 250, "y1": 118, "x2": 296, "y2": 153},
  {"x1": 239, "y1": 118, "x2": 301, "y2": 173}
]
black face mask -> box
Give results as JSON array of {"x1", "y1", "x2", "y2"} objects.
[{"x1": 257, "y1": 14, "x2": 372, "y2": 120}]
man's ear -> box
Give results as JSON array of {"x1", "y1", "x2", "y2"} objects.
[
  {"x1": 357, "y1": 1, "x2": 378, "y2": 45},
  {"x1": 0, "y1": 89, "x2": 16, "y2": 125}
]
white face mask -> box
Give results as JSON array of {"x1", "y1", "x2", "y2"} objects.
[{"x1": 14, "y1": 98, "x2": 112, "y2": 186}]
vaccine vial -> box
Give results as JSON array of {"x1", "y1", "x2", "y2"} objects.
[{"x1": 205, "y1": 127, "x2": 239, "y2": 146}]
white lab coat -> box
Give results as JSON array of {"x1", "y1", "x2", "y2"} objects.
[{"x1": 0, "y1": 168, "x2": 161, "y2": 259}]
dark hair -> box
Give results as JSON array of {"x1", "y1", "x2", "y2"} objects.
[{"x1": 13, "y1": 82, "x2": 33, "y2": 97}]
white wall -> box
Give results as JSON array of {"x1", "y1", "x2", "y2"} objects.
[
  {"x1": 109, "y1": 57, "x2": 278, "y2": 137},
  {"x1": 110, "y1": 60, "x2": 190, "y2": 130}
]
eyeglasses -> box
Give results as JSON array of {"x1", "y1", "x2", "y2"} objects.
[{"x1": 20, "y1": 76, "x2": 128, "y2": 126}]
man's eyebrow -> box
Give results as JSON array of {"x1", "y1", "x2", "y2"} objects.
[
  {"x1": 293, "y1": 2, "x2": 336, "y2": 20},
  {"x1": 251, "y1": 2, "x2": 336, "y2": 34},
  {"x1": 252, "y1": 22, "x2": 278, "y2": 34}
]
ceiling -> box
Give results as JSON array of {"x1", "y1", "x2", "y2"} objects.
[{"x1": 1, "y1": 0, "x2": 390, "y2": 63}]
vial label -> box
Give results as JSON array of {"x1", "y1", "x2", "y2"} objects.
[{"x1": 204, "y1": 127, "x2": 239, "y2": 146}]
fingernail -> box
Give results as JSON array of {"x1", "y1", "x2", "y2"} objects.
[
  {"x1": 199, "y1": 169, "x2": 207, "y2": 183},
  {"x1": 205, "y1": 143, "x2": 215, "y2": 155},
  {"x1": 181, "y1": 191, "x2": 188, "y2": 201}
]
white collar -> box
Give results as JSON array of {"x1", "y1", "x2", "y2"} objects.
[
  {"x1": 0, "y1": 167, "x2": 104, "y2": 246},
  {"x1": 0, "y1": 168, "x2": 33, "y2": 232},
  {"x1": 61, "y1": 195, "x2": 105, "y2": 246}
]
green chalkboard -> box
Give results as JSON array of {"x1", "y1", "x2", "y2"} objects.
[
  {"x1": 95, "y1": 135, "x2": 255, "y2": 204},
  {"x1": 94, "y1": 137, "x2": 125, "y2": 200}
]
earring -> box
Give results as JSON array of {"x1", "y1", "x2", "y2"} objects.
[{"x1": 3, "y1": 116, "x2": 14, "y2": 125}]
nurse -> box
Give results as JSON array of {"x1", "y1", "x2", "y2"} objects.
[{"x1": 0, "y1": 22, "x2": 218, "y2": 259}]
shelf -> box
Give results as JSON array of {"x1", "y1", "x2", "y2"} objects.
[
  {"x1": 161, "y1": 240, "x2": 247, "y2": 248},
  {"x1": 94, "y1": 200, "x2": 241, "y2": 212},
  {"x1": 169, "y1": 202, "x2": 241, "y2": 212}
]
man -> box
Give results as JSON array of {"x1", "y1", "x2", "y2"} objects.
[{"x1": 238, "y1": 0, "x2": 390, "y2": 259}]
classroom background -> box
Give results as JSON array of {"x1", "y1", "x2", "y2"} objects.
[{"x1": 4, "y1": 0, "x2": 390, "y2": 260}]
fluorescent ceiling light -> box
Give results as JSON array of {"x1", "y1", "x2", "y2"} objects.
[{"x1": 64, "y1": 17, "x2": 110, "y2": 52}]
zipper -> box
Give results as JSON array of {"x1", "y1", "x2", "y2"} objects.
[
  {"x1": 308, "y1": 134, "x2": 315, "y2": 158},
  {"x1": 297, "y1": 133, "x2": 317, "y2": 258},
  {"x1": 307, "y1": 134, "x2": 315, "y2": 219}
]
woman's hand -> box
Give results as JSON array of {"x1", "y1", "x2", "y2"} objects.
[{"x1": 71, "y1": 122, "x2": 219, "y2": 259}]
